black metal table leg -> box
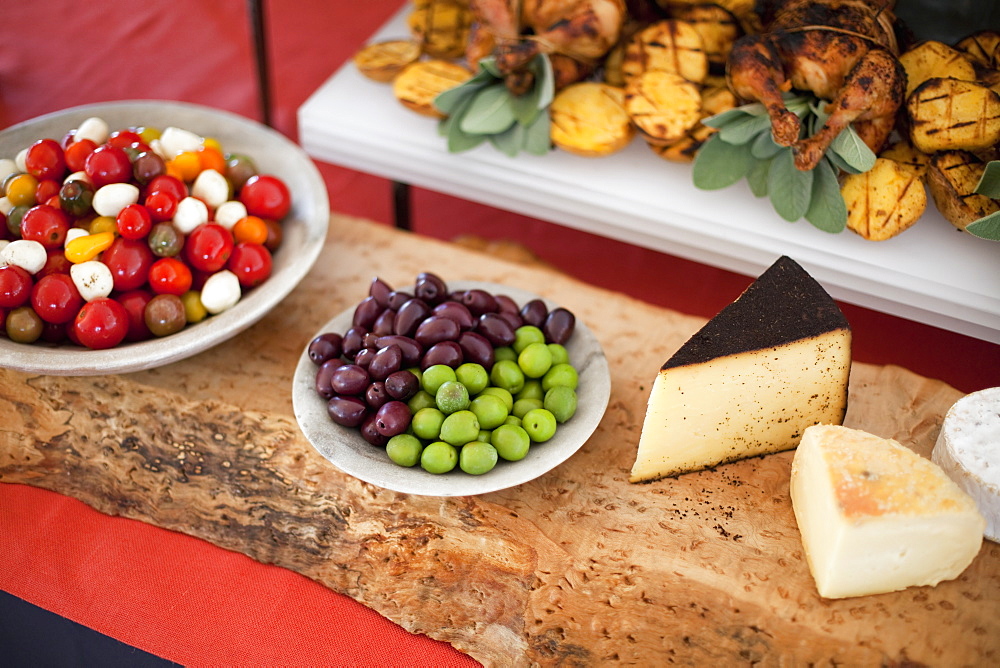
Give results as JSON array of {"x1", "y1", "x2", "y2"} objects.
[{"x1": 392, "y1": 181, "x2": 412, "y2": 231}]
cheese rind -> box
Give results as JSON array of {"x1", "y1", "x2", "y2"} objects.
[
  {"x1": 791, "y1": 424, "x2": 985, "y2": 599},
  {"x1": 932, "y1": 387, "x2": 1000, "y2": 542},
  {"x1": 631, "y1": 256, "x2": 850, "y2": 482}
]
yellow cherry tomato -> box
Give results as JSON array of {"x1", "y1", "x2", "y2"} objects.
[
  {"x1": 5, "y1": 173, "x2": 39, "y2": 207},
  {"x1": 181, "y1": 290, "x2": 208, "y2": 323},
  {"x1": 138, "y1": 126, "x2": 162, "y2": 144},
  {"x1": 89, "y1": 215, "x2": 118, "y2": 235},
  {"x1": 65, "y1": 231, "x2": 115, "y2": 263}
]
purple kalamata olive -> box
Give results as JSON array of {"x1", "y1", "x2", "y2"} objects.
[
  {"x1": 327, "y1": 395, "x2": 368, "y2": 427},
  {"x1": 375, "y1": 334, "x2": 423, "y2": 367},
  {"x1": 308, "y1": 332, "x2": 342, "y2": 366},
  {"x1": 420, "y1": 340, "x2": 463, "y2": 369},
  {"x1": 543, "y1": 307, "x2": 576, "y2": 344},
  {"x1": 432, "y1": 300, "x2": 475, "y2": 330},
  {"x1": 353, "y1": 296, "x2": 381, "y2": 331},
  {"x1": 394, "y1": 298, "x2": 430, "y2": 337},
  {"x1": 369, "y1": 276, "x2": 393, "y2": 308},
  {"x1": 414, "y1": 315, "x2": 460, "y2": 348},
  {"x1": 475, "y1": 312, "x2": 515, "y2": 347}
]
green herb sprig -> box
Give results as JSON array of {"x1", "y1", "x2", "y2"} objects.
[
  {"x1": 692, "y1": 94, "x2": 876, "y2": 234},
  {"x1": 433, "y1": 55, "x2": 553, "y2": 157},
  {"x1": 968, "y1": 161, "x2": 1000, "y2": 241}
]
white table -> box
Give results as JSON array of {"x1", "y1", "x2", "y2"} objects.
[{"x1": 299, "y1": 5, "x2": 1000, "y2": 344}]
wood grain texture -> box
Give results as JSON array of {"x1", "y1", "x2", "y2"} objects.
[{"x1": 1, "y1": 214, "x2": 998, "y2": 666}]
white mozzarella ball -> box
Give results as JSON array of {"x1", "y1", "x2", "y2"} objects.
[
  {"x1": 191, "y1": 169, "x2": 230, "y2": 209},
  {"x1": 200, "y1": 270, "x2": 241, "y2": 314},
  {"x1": 92, "y1": 182, "x2": 140, "y2": 217},
  {"x1": 158, "y1": 126, "x2": 203, "y2": 158},
  {"x1": 0, "y1": 158, "x2": 18, "y2": 184},
  {"x1": 214, "y1": 200, "x2": 247, "y2": 229},
  {"x1": 0, "y1": 240, "x2": 9, "y2": 255},
  {"x1": 0, "y1": 239, "x2": 47, "y2": 274},
  {"x1": 71, "y1": 260, "x2": 114, "y2": 301},
  {"x1": 65, "y1": 227, "x2": 89, "y2": 247},
  {"x1": 0, "y1": 196, "x2": 13, "y2": 216},
  {"x1": 64, "y1": 170, "x2": 92, "y2": 185},
  {"x1": 173, "y1": 196, "x2": 209, "y2": 233},
  {"x1": 14, "y1": 147, "x2": 28, "y2": 173},
  {"x1": 75, "y1": 117, "x2": 110, "y2": 145}
]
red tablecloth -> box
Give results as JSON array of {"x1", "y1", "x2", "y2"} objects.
[{"x1": 1, "y1": 1, "x2": 998, "y2": 665}]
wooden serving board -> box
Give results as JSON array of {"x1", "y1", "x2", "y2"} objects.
[{"x1": 1, "y1": 214, "x2": 997, "y2": 666}]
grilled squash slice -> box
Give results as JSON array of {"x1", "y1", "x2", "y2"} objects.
[
  {"x1": 907, "y1": 77, "x2": 1000, "y2": 153},
  {"x1": 621, "y1": 20, "x2": 708, "y2": 84},
  {"x1": 926, "y1": 150, "x2": 1000, "y2": 231},
  {"x1": 550, "y1": 82, "x2": 635, "y2": 157},
  {"x1": 393, "y1": 60, "x2": 473, "y2": 118}
]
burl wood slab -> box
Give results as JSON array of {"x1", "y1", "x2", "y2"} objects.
[{"x1": 2, "y1": 215, "x2": 998, "y2": 666}]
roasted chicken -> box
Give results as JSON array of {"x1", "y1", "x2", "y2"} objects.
[
  {"x1": 468, "y1": 0, "x2": 627, "y2": 94},
  {"x1": 726, "y1": 0, "x2": 906, "y2": 170}
]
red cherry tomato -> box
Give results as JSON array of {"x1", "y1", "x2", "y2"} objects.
[
  {"x1": 148, "y1": 257, "x2": 193, "y2": 296},
  {"x1": 102, "y1": 236, "x2": 155, "y2": 291},
  {"x1": 38, "y1": 248, "x2": 73, "y2": 278},
  {"x1": 116, "y1": 203, "x2": 153, "y2": 240},
  {"x1": 227, "y1": 242, "x2": 272, "y2": 287},
  {"x1": 24, "y1": 139, "x2": 67, "y2": 181},
  {"x1": 146, "y1": 174, "x2": 188, "y2": 202},
  {"x1": 20, "y1": 204, "x2": 70, "y2": 249},
  {"x1": 0, "y1": 265, "x2": 33, "y2": 308},
  {"x1": 31, "y1": 273, "x2": 83, "y2": 324},
  {"x1": 184, "y1": 223, "x2": 234, "y2": 273},
  {"x1": 35, "y1": 178, "x2": 61, "y2": 205},
  {"x1": 117, "y1": 288, "x2": 153, "y2": 342},
  {"x1": 239, "y1": 174, "x2": 291, "y2": 220},
  {"x1": 143, "y1": 190, "x2": 178, "y2": 223},
  {"x1": 84, "y1": 144, "x2": 132, "y2": 188},
  {"x1": 107, "y1": 130, "x2": 143, "y2": 149},
  {"x1": 64, "y1": 138, "x2": 97, "y2": 173},
  {"x1": 73, "y1": 297, "x2": 129, "y2": 349}
]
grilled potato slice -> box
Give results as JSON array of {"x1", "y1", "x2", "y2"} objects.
[
  {"x1": 907, "y1": 77, "x2": 1000, "y2": 153},
  {"x1": 955, "y1": 30, "x2": 1000, "y2": 69},
  {"x1": 408, "y1": 0, "x2": 473, "y2": 59},
  {"x1": 879, "y1": 140, "x2": 930, "y2": 179},
  {"x1": 650, "y1": 123, "x2": 715, "y2": 163},
  {"x1": 668, "y1": 3, "x2": 741, "y2": 72},
  {"x1": 624, "y1": 70, "x2": 702, "y2": 145},
  {"x1": 926, "y1": 150, "x2": 1000, "y2": 231},
  {"x1": 550, "y1": 82, "x2": 635, "y2": 157},
  {"x1": 393, "y1": 60, "x2": 473, "y2": 118},
  {"x1": 649, "y1": 84, "x2": 734, "y2": 163},
  {"x1": 899, "y1": 41, "x2": 977, "y2": 99},
  {"x1": 353, "y1": 40, "x2": 422, "y2": 83},
  {"x1": 621, "y1": 20, "x2": 708, "y2": 84},
  {"x1": 841, "y1": 158, "x2": 927, "y2": 241}
]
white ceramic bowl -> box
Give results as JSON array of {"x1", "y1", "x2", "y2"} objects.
[
  {"x1": 292, "y1": 281, "x2": 611, "y2": 497},
  {"x1": 0, "y1": 100, "x2": 328, "y2": 375}
]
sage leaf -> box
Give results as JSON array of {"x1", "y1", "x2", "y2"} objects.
[
  {"x1": 523, "y1": 109, "x2": 552, "y2": 156},
  {"x1": 768, "y1": 148, "x2": 814, "y2": 221},
  {"x1": 804, "y1": 158, "x2": 848, "y2": 233},
  {"x1": 702, "y1": 107, "x2": 755, "y2": 129},
  {"x1": 531, "y1": 53, "x2": 555, "y2": 110},
  {"x1": 746, "y1": 157, "x2": 772, "y2": 197},
  {"x1": 751, "y1": 129, "x2": 783, "y2": 160},
  {"x1": 825, "y1": 147, "x2": 865, "y2": 175},
  {"x1": 975, "y1": 160, "x2": 1000, "y2": 198},
  {"x1": 461, "y1": 83, "x2": 517, "y2": 134},
  {"x1": 434, "y1": 82, "x2": 482, "y2": 117},
  {"x1": 489, "y1": 122, "x2": 524, "y2": 157},
  {"x1": 829, "y1": 124, "x2": 876, "y2": 173},
  {"x1": 966, "y1": 209, "x2": 1000, "y2": 241},
  {"x1": 442, "y1": 94, "x2": 485, "y2": 152},
  {"x1": 479, "y1": 57, "x2": 502, "y2": 78},
  {"x1": 692, "y1": 133, "x2": 755, "y2": 190},
  {"x1": 718, "y1": 113, "x2": 774, "y2": 145}
]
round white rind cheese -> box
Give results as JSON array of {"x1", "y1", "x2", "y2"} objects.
[{"x1": 932, "y1": 387, "x2": 1000, "y2": 543}]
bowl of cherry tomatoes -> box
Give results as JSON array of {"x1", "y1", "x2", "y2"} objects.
[{"x1": 0, "y1": 100, "x2": 328, "y2": 374}]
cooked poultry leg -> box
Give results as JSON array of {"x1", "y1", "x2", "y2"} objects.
[
  {"x1": 469, "y1": 0, "x2": 625, "y2": 94},
  {"x1": 726, "y1": 0, "x2": 905, "y2": 171}
]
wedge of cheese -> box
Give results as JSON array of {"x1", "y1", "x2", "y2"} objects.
[
  {"x1": 631, "y1": 256, "x2": 851, "y2": 482},
  {"x1": 932, "y1": 387, "x2": 1000, "y2": 542},
  {"x1": 791, "y1": 424, "x2": 985, "y2": 599}
]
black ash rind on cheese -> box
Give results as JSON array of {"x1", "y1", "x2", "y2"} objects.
[{"x1": 663, "y1": 256, "x2": 850, "y2": 370}]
